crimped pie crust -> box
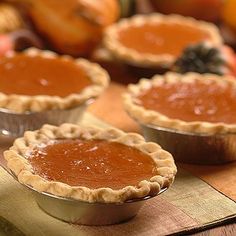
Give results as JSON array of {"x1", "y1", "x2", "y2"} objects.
[
  {"x1": 104, "y1": 13, "x2": 223, "y2": 68},
  {"x1": 4, "y1": 124, "x2": 176, "y2": 203},
  {"x1": 0, "y1": 48, "x2": 109, "y2": 113},
  {"x1": 123, "y1": 72, "x2": 236, "y2": 135}
]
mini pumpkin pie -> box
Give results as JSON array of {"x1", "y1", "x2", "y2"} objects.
[
  {"x1": 123, "y1": 72, "x2": 236, "y2": 135},
  {"x1": 104, "y1": 14, "x2": 223, "y2": 68},
  {"x1": 0, "y1": 48, "x2": 109, "y2": 113},
  {"x1": 4, "y1": 124, "x2": 176, "y2": 203}
]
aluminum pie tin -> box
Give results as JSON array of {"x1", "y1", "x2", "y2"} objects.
[
  {"x1": 140, "y1": 123, "x2": 236, "y2": 165},
  {"x1": 0, "y1": 99, "x2": 93, "y2": 139},
  {"x1": 2, "y1": 164, "x2": 166, "y2": 226}
]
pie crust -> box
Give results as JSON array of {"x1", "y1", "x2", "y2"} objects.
[
  {"x1": 104, "y1": 14, "x2": 223, "y2": 68},
  {"x1": 123, "y1": 72, "x2": 236, "y2": 135},
  {"x1": 4, "y1": 124, "x2": 176, "y2": 203},
  {"x1": 0, "y1": 48, "x2": 109, "y2": 113}
]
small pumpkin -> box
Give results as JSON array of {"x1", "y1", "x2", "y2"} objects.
[
  {"x1": 222, "y1": 0, "x2": 236, "y2": 30},
  {"x1": 20, "y1": 0, "x2": 120, "y2": 56},
  {"x1": 149, "y1": 0, "x2": 223, "y2": 22}
]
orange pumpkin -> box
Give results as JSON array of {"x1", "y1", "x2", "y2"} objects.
[
  {"x1": 149, "y1": 0, "x2": 223, "y2": 22},
  {"x1": 222, "y1": 0, "x2": 236, "y2": 33},
  {"x1": 24, "y1": 0, "x2": 120, "y2": 56}
]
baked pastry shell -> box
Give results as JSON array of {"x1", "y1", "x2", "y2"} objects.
[
  {"x1": 0, "y1": 48, "x2": 109, "y2": 137},
  {"x1": 104, "y1": 14, "x2": 223, "y2": 68},
  {"x1": 4, "y1": 124, "x2": 177, "y2": 204},
  {"x1": 123, "y1": 72, "x2": 236, "y2": 164},
  {"x1": 0, "y1": 48, "x2": 109, "y2": 113}
]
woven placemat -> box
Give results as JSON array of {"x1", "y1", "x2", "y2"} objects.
[{"x1": 0, "y1": 113, "x2": 235, "y2": 236}]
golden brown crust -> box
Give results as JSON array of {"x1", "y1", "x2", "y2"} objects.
[
  {"x1": 104, "y1": 13, "x2": 223, "y2": 68},
  {"x1": 4, "y1": 124, "x2": 176, "y2": 203},
  {"x1": 124, "y1": 72, "x2": 236, "y2": 135},
  {"x1": 0, "y1": 48, "x2": 109, "y2": 113}
]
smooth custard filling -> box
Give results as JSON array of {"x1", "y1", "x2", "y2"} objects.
[
  {"x1": 137, "y1": 80, "x2": 236, "y2": 124},
  {"x1": 118, "y1": 23, "x2": 210, "y2": 56},
  {"x1": 0, "y1": 54, "x2": 92, "y2": 97},
  {"x1": 27, "y1": 139, "x2": 157, "y2": 189}
]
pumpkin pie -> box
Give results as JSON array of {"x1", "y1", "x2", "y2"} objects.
[
  {"x1": 4, "y1": 124, "x2": 176, "y2": 203},
  {"x1": 123, "y1": 72, "x2": 236, "y2": 135},
  {"x1": 104, "y1": 14, "x2": 222, "y2": 68},
  {"x1": 0, "y1": 48, "x2": 109, "y2": 113}
]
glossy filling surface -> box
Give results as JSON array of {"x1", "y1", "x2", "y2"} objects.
[
  {"x1": 0, "y1": 54, "x2": 92, "y2": 96},
  {"x1": 118, "y1": 23, "x2": 210, "y2": 56},
  {"x1": 27, "y1": 139, "x2": 157, "y2": 189},
  {"x1": 137, "y1": 80, "x2": 236, "y2": 124}
]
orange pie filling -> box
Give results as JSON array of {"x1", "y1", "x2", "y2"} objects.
[
  {"x1": 26, "y1": 139, "x2": 157, "y2": 189},
  {"x1": 137, "y1": 80, "x2": 236, "y2": 124},
  {"x1": 0, "y1": 54, "x2": 92, "y2": 97},
  {"x1": 117, "y1": 23, "x2": 211, "y2": 57}
]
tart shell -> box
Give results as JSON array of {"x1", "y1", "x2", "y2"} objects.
[
  {"x1": 123, "y1": 72, "x2": 236, "y2": 135},
  {"x1": 0, "y1": 48, "x2": 109, "y2": 113},
  {"x1": 104, "y1": 13, "x2": 223, "y2": 68},
  {"x1": 4, "y1": 124, "x2": 176, "y2": 203}
]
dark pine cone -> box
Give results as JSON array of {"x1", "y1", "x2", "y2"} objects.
[{"x1": 173, "y1": 43, "x2": 226, "y2": 75}]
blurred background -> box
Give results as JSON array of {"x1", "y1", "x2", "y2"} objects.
[{"x1": 0, "y1": 0, "x2": 235, "y2": 57}]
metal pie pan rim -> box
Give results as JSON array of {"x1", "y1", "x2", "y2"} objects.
[
  {"x1": 4, "y1": 167, "x2": 167, "y2": 206},
  {"x1": 140, "y1": 122, "x2": 236, "y2": 138},
  {"x1": 0, "y1": 99, "x2": 94, "y2": 116}
]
